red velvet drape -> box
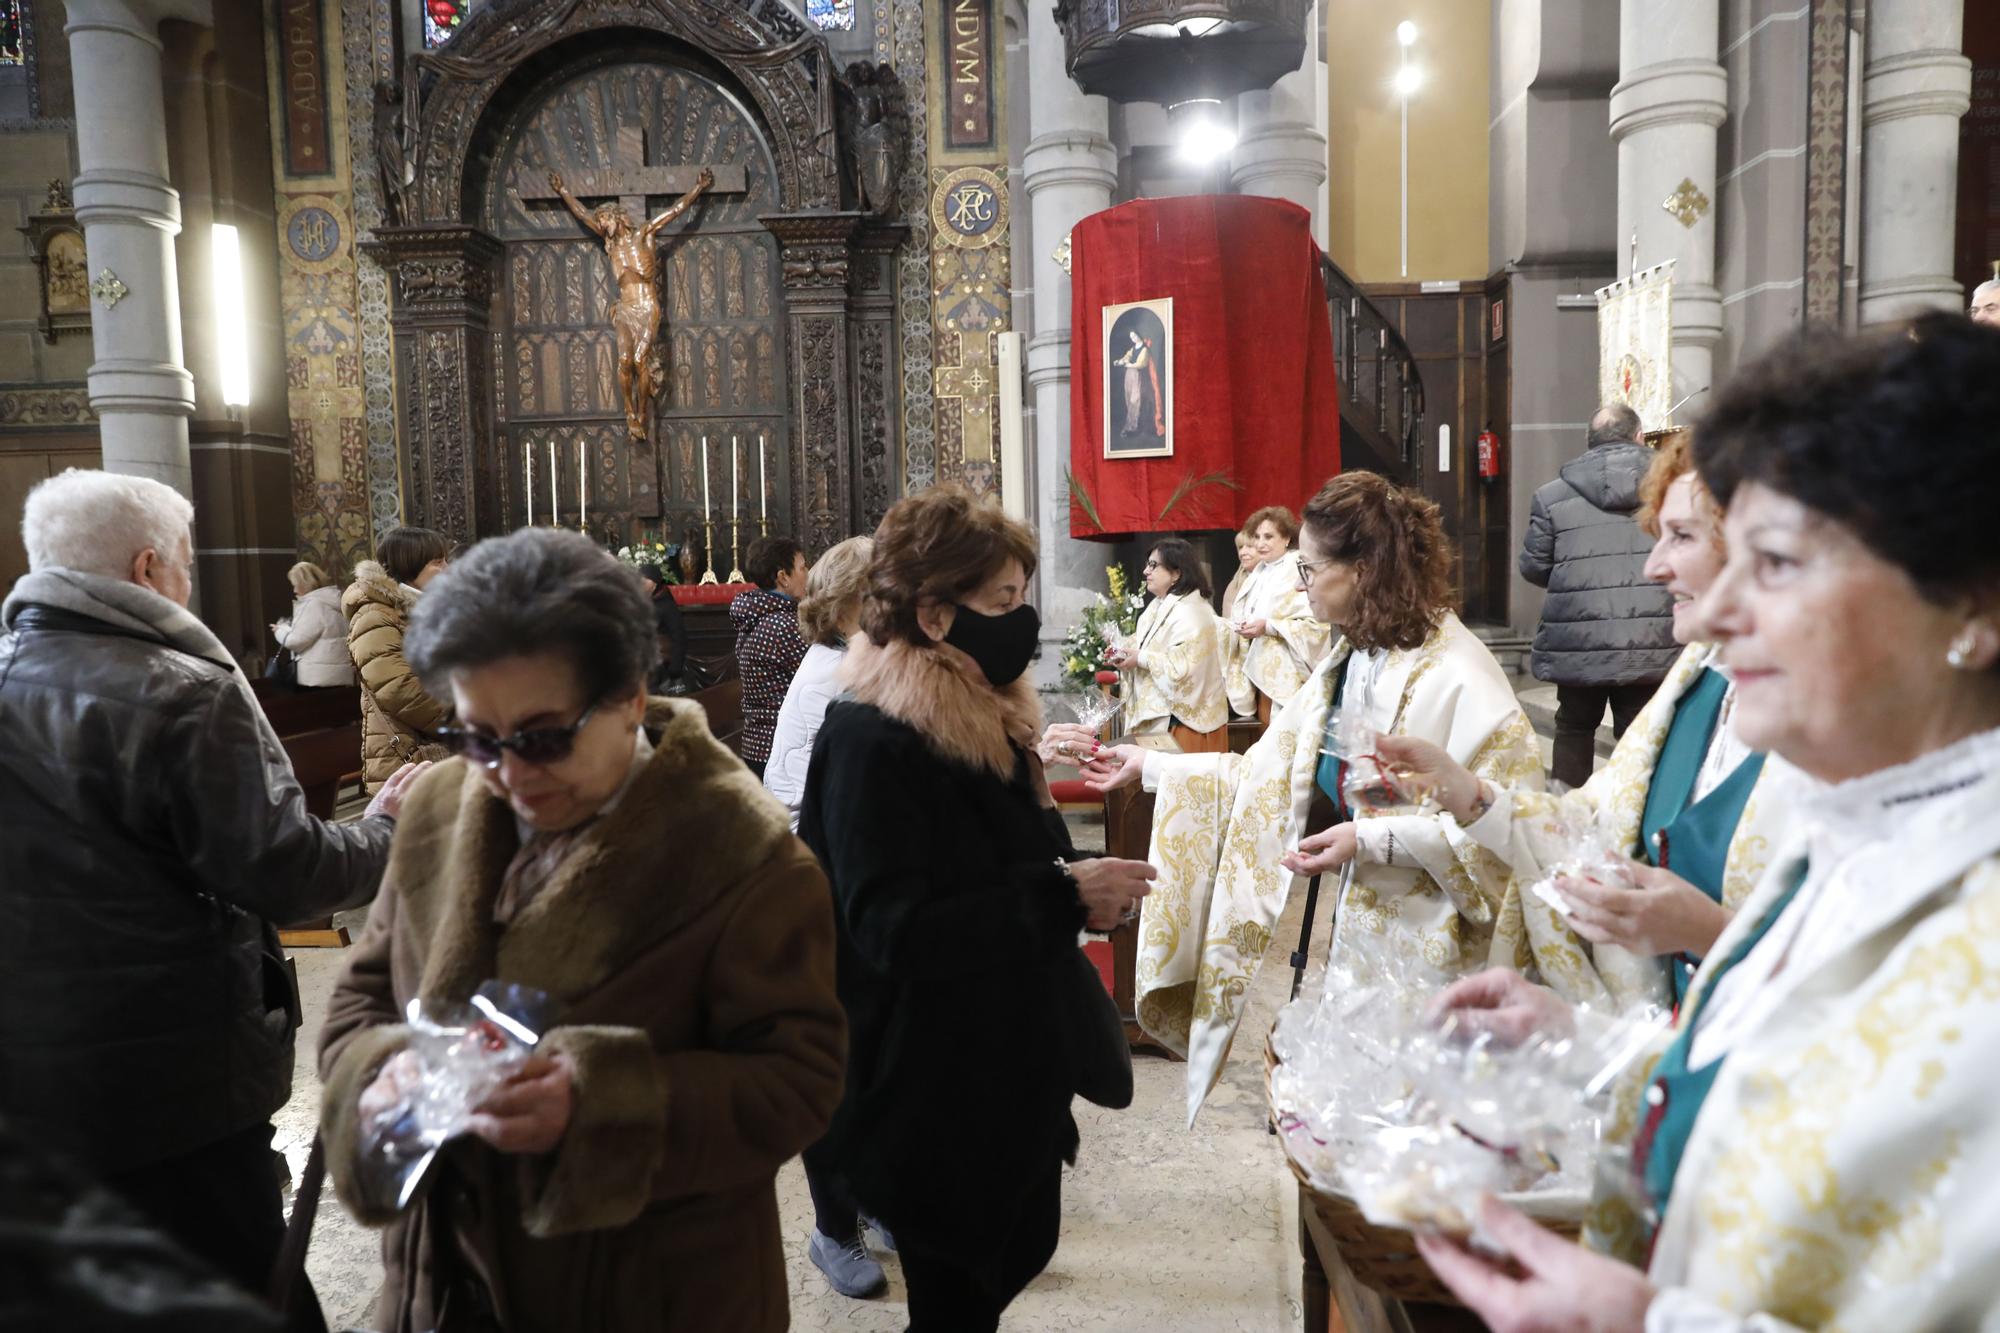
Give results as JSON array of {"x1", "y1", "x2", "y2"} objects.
[{"x1": 1068, "y1": 196, "x2": 1341, "y2": 540}]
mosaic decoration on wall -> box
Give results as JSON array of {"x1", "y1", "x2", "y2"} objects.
[
  {"x1": 264, "y1": 0, "x2": 375, "y2": 580},
  {"x1": 343, "y1": 0, "x2": 403, "y2": 540},
  {"x1": 921, "y1": 0, "x2": 1008, "y2": 498},
  {"x1": 892, "y1": 0, "x2": 937, "y2": 494}
]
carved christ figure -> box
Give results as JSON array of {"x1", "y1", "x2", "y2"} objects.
[{"x1": 542, "y1": 167, "x2": 714, "y2": 439}]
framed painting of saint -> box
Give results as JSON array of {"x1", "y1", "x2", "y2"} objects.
[{"x1": 1102, "y1": 297, "x2": 1173, "y2": 458}]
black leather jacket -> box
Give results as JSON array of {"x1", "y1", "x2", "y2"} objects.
[{"x1": 0, "y1": 604, "x2": 393, "y2": 1174}]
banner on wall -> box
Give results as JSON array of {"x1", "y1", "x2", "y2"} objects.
[
  {"x1": 1067, "y1": 196, "x2": 1341, "y2": 541},
  {"x1": 1595, "y1": 260, "x2": 1676, "y2": 431}
]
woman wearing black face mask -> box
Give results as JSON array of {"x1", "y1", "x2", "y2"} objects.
[{"x1": 798, "y1": 484, "x2": 1156, "y2": 1332}]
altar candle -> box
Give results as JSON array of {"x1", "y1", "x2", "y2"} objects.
[
  {"x1": 579, "y1": 446, "x2": 587, "y2": 531},
  {"x1": 524, "y1": 441, "x2": 533, "y2": 527},
  {"x1": 759, "y1": 434, "x2": 766, "y2": 524},
  {"x1": 549, "y1": 440, "x2": 557, "y2": 527},
  {"x1": 701, "y1": 436, "x2": 710, "y2": 521},
  {"x1": 731, "y1": 435, "x2": 739, "y2": 524}
]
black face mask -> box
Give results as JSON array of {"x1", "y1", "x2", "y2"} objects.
[{"x1": 944, "y1": 602, "x2": 1041, "y2": 687}]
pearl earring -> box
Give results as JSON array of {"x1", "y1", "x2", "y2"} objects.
[{"x1": 1947, "y1": 632, "x2": 1978, "y2": 670}]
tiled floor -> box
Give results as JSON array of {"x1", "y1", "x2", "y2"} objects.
[{"x1": 288, "y1": 881, "x2": 1328, "y2": 1333}]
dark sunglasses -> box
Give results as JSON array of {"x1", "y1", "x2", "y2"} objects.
[{"x1": 437, "y1": 699, "x2": 603, "y2": 769}]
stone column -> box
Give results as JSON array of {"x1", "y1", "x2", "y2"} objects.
[
  {"x1": 1609, "y1": 0, "x2": 1725, "y2": 412},
  {"x1": 1858, "y1": 0, "x2": 1971, "y2": 323},
  {"x1": 1231, "y1": 0, "x2": 1329, "y2": 248},
  {"x1": 64, "y1": 0, "x2": 211, "y2": 494},
  {"x1": 762, "y1": 212, "x2": 865, "y2": 555},
  {"x1": 1024, "y1": 0, "x2": 1117, "y2": 660}
]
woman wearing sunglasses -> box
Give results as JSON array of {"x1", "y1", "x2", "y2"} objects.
[
  {"x1": 317, "y1": 528, "x2": 844, "y2": 1333},
  {"x1": 1085, "y1": 471, "x2": 1586, "y2": 1125}
]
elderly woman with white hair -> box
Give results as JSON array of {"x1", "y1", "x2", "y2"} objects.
[
  {"x1": 273, "y1": 561, "x2": 354, "y2": 687},
  {"x1": 764, "y1": 535, "x2": 873, "y2": 834}
]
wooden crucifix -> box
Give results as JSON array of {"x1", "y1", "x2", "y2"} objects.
[{"x1": 516, "y1": 124, "x2": 750, "y2": 440}]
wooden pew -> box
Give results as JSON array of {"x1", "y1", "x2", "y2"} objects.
[{"x1": 250, "y1": 680, "x2": 363, "y2": 948}]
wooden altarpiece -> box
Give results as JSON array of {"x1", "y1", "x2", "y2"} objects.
[{"x1": 365, "y1": 0, "x2": 906, "y2": 555}]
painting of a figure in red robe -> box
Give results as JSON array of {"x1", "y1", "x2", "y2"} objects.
[{"x1": 1103, "y1": 298, "x2": 1173, "y2": 458}]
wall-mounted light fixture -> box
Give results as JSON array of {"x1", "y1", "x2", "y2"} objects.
[{"x1": 211, "y1": 223, "x2": 251, "y2": 409}]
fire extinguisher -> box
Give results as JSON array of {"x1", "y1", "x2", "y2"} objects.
[{"x1": 1476, "y1": 428, "x2": 1502, "y2": 480}]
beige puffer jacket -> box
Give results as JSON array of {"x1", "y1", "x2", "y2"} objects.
[{"x1": 343, "y1": 562, "x2": 450, "y2": 791}]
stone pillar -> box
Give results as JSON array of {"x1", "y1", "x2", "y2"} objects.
[
  {"x1": 64, "y1": 0, "x2": 210, "y2": 494},
  {"x1": 1231, "y1": 0, "x2": 1329, "y2": 248},
  {"x1": 763, "y1": 212, "x2": 865, "y2": 554},
  {"x1": 1858, "y1": 0, "x2": 1971, "y2": 323},
  {"x1": 1024, "y1": 1, "x2": 1117, "y2": 661},
  {"x1": 1609, "y1": 0, "x2": 1725, "y2": 412},
  {"x1": 364, "y1": 225, "x2": 503, "y2": 543}
]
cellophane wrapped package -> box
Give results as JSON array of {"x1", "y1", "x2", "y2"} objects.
[
  {"x1": 1270, "y1": 936, "x2": 1666, "y2": 1255},
  {"x1": 358, "y1": 980, "x2": 557, "y2": 1210}
]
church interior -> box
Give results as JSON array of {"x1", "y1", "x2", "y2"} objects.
[{"x1": 5, "y1": 0, "x2": 2000, "y2": 1330}]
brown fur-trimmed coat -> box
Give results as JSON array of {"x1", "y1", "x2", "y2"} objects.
[{"x1": 318, "y1": 698, "x2": 844, "y2": 1333}]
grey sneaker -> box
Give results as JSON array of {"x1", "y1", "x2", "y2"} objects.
[
  {"x1": 860, "y1": 1212, "x2": 897, "y2": 1255},
  {"x1": 809, "y1": 1227, "x2": 887, "y2": 1298}
]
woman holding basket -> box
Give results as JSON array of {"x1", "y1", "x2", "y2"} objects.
[{"x1": 1087, "y1": 472, "x2": 1586, "y2": 1125}]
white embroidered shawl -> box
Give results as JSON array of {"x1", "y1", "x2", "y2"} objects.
[
  {"x1": 1224, "y1": 552, "x2": 1331, "y2": 713},
  {"x1": 1122, "y1": 591, "x2": 1227, "y2": 735},
  {"x1": 1137, "y1": 612, "x2": 1543, "y2": 1124}
]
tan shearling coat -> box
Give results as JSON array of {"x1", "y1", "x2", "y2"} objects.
[
  {"x1": 342, "y1": 561, "x2": 450, "y2": 791},
  {"x1": 318, "y1": 698, "x2": 845, "y2": 1333}
]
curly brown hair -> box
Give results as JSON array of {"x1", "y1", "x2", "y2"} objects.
[
  {"x1": 1635, "y1": 429, "x2": 1722, "y2": 539},
  {"x1": 861, "y1": 484, "x2": 1039, "y2": 647},
  {"x1": 1300, "y1": 471, "x2": 1453, "y2": 652},
  {"x1": 1242, "y1": 505, "x2": 1298, "y2": 543}
]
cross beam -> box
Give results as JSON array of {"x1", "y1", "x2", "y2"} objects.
[{"x1": 517, "y1": 123, "x2": 749, "y2": 220}]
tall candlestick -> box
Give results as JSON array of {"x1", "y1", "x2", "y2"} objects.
[
  {"x1": 727, "y1": 434, "x2": 744, "y2": 584},
  {"x1": 579, "y1": 445, "x2": 587, "y2": 533},
  {"x1": 698, "y1": 435, "x2": 718, "y2": 584},
  {"x1": 524, "y1": 440, "x2": 533, "y2": 528},
  {"x1": 548, "y1": 440, "x2": 557, "y2": 527},
  {"x1": 758, "y1": 433, "x2": 767, "y2": 535}
]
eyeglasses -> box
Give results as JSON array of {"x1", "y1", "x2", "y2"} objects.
[
  {"x1": 1296, "y1": 555, "x2": 1336, "y2": 586},
  {"x1": 1143, "y1": 558, "x2": 1162, "y2": 571},
  {"x1": 438, "y1": 699, "x2": 604, "y2": 769}
]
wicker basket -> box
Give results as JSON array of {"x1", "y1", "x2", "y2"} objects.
[{"x1": 1264, "y1": 1034, "x2": 1585, "y2": 1307}]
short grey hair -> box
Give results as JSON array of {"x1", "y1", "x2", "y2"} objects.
[
  {"x1": 22, "y1": 469, "x2": 194, "y2": 578},
  {"x1": 1587, "y1": 403, "x2": 1644, "y2": 447}
]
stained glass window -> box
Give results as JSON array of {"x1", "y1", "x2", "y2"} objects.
[
  {"x1": 1, "y1": 0, "x2": 26, "y2": 66},
  {"x1": 423, "y1": 0, "x2": 463, "y2": 48},
  {"x1": 806, "y1": 0, "x2": 854, "y2": 33}
]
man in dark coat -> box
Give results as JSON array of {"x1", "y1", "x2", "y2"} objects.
[
  {"x1": 1520, "y1": 404, "x2": 1678, "y2": 787},
  {"x1": 730, "y1": 536, "x2": 810, "y2": 779},
  {"x1": 0, "y1": 470, "x2": 421, "y2": 1322}
]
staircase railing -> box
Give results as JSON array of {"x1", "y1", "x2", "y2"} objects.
[{"x1": 1322, "y1": 256, "x2": 1425, "y2": 479}]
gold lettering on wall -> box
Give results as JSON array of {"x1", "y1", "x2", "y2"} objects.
[{"x1": 943, "y1": 0, "x2": 993, "y2": 150}]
